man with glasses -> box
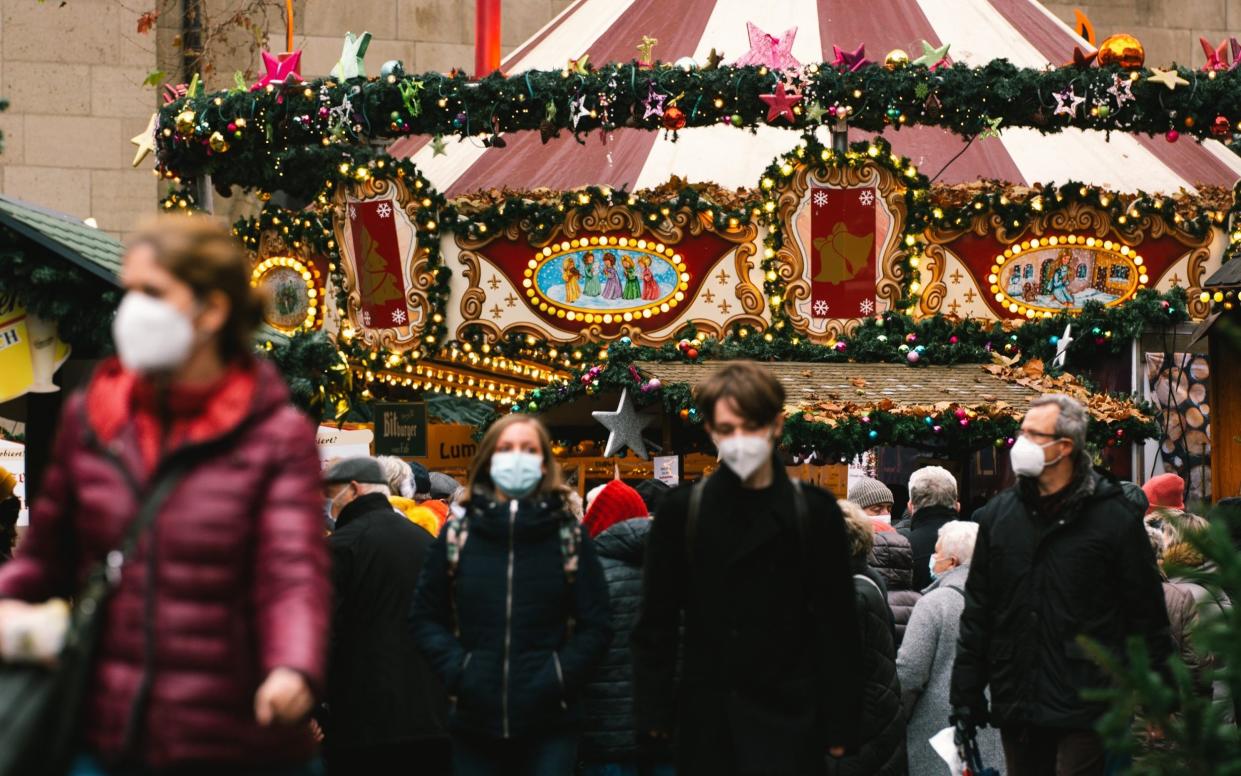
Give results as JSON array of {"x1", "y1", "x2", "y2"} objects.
[{"x1": 950, "y1": 394, "x2": 1171, "y2": 776}]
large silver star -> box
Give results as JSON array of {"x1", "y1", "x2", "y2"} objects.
[{"x1": 592, "y1": 388, "x2": 654, "y2": 459}]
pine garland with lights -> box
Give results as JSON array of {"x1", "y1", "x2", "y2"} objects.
[{"x1": 260, "y1": 329, "x2": 354, "y2": 423}]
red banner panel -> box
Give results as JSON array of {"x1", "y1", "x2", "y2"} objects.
[{"x1": 347, "y1": 199, "x2": 411, "y2": 328}]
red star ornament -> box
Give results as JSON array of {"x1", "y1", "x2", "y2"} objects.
[
  {"x1": 760, "y1": 82, "x2": 802, "y2": 124},
  {"x1": 1064, "y1": 46, "x2": 1097, "y2": 68},
  {"x1": 253, "y1": 50, "x2": 303, "y2": 90}
]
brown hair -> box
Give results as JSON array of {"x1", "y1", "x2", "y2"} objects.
[
  {"x1": 694, "y1": 360, "x2": 786, "y2": 427},
  {"x1": 127, "y1": 215, "x2": 263, "y2": 361},
  {"x1": 838, "y1": 499, "x2": 875, "y2": 560},
  {"x1": 465, "y1": 414, "x2": 565, "y2": 502}
]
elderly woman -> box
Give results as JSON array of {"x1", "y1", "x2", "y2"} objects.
[
  {"x1": 896, "y1": 521, "x2": 1005, "y2": 775},
  {"x1": 828, "y1": 501, "x2": 906, "y2": 776}
]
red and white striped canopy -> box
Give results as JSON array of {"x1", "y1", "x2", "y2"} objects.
[{"x1": 390, "y1": 0, "x2": 1241, "y2": 196}]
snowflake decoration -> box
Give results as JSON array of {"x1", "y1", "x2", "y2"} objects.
[
  {"x1": 391, "y1": 307, "x2": 407, "y2": 325},
  {"x1": 361, "y1": 310, "x2": 372, "y2": 326},
  {"x1": 348, "y1": 205, "x2": 357, "y2": 220},
  {"x1": 859, "y1": 299, "x2": 875, "y2": 315},
  {"x1": 813, "y1": 300, "x2": 830, "y2": 316},
  {"x1": 376, "y1": 202, "x2": 392, "y2": 219},
  {"x1": 812, "y1": 190, "x2": 830, "y2": 207},
  {"x1": 858, "y1": 189, "x2": 875, "y2": 206}
]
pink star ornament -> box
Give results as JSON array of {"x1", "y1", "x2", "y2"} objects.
[
  {"x1": 733, "y1": 22, "x2": 802, "y2": 71},
  {"x1": 832, "y1": 44, "x2": 872, "y2": 72},
  {"x1": 1200, "y1": 37, "x2": 1230, "y2": 71},
  {"x1": 253, "y1": 50, "x2": 303, "y2": 90},
  {"x1": 760, "y1": 82, "x2": 802, "y2": 123}
]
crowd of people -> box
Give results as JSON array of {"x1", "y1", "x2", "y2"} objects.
[{"x1": 0, "y1": 216, "x2": 1233, "y2": 776}]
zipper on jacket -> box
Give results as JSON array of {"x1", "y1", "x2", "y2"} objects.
[
  {"x1": 553, "y1": 651, "x2": 567, "y2": 710},
  {"x1": 502, "y1": 499, "x2": 518, "y2": 738}
]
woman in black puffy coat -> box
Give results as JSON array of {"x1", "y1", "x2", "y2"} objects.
[
  {"x1": 830, "y1": 501, "x2": 907, "y2": 776},
  {"x1": 410, "y1": 415, "x2": 612, "y2": 775}
]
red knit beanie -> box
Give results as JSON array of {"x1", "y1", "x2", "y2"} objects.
[
  {"x1": 583, "y1": 480, "x2": 649, "y2": 538},
  {"x1": 1142, "y1": 473, "x2": 1185, "y2": 514}
]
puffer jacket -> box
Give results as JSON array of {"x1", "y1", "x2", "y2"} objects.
[
  {"x1": 409, "y1": 489, "x2": 612, "y2": 740},
  {"x1": 581, "y1": 518, "x2": 662, "y2": 762},
  {"x1": 951, "y1": 462, "x2": 1173, "y2": 729},
  {"x1": 869, "y1": 531, "x2": 921, "y2": 648},
  {"x1": 827, "y1": 559, "x2": 906, "y2": 776},
  {"x1": 0, "y1": 357, "x2": 328, "y2": 768}
]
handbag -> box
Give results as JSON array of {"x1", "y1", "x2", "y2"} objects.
[{"x1": 0, "y1": 464, "x2": 190, "y2": 776}]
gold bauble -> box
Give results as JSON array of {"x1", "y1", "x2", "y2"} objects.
[
  {"x1": 208, "y1": 131, "x2": 230, "y2": 153},
  {"x1": 1097, "y1": 33, "x2": 1145, "y2": 69},
  {"x1": 174, "y1": 110, "x2": 196, "y2": 135},
  {"x1": 884, "y1": 49, "x2": 910, "y2": 70}
]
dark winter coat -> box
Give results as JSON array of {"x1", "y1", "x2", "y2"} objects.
[
  {"x1": 327, "y1": 491, "x2": 447, "y2": 750},
  {"x1": 869, "y1": 531, "x2": 920, "y2": 648},
  {"x1": 633, "y1": 463, "x2": 863, "y2": 776},
  {"x1": 581, "y1": 517, "x2": 662, "y2": 762},
  {"x1": 0, "y1": 358, "x2": 328, "y2": 768},
  {"x1": 409, "y1": 490, "x2": 611, "y2": 741},
  {"x1": 951, "y1": 463, "x2": 1173, "y2": 729},
  {"x1": 901, "y1": 504, "x2": 960, "y2": 591},
  {"x1": 825, "y1": 561, "x2": 907, "y2": 776}
]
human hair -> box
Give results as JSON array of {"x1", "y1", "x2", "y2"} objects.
[
  {"x1": 126, "y1": 216, "x2": 263, "y2": 361},
  {"x1": 354, "y1": 482, "x2": 392, "y2": 498},
  {"x1": 1028, "y1": 394, "x2": 1089, "y2": 458},
  {"x1": 909, "y1": 466, "x2": 958, "y2": 510},
  {"x1": 838, "y1": 499, "x2": 874, "y2": 560},
  {"x1": 936, "y1": 520, "x2": 979, "y2": 566},
  {"x1": 465, "y1": 414, "x2": 565, "y2": 502},
  {"x1": 1162, "y1": 511, "x2": 1209, "y2": 547},
  {"x1": 375, "y1": 456, "x2": 413, "y2": 498},
  {"x1": 694, "y1": 361, "x2": 786, "y2": 428}
]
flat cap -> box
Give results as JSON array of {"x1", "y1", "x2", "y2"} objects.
[{"x1": 324, "y1": 457, "x2": 388, "y2": 486}]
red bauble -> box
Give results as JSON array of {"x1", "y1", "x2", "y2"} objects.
[
  {"x1": 1212, "y1": 115, "x2": 1232, "y2": 137},
  {"x1": 1165, "y1": 129, "x2": 1179, "y2": 142},
  {"x1": 661, "y1": 106, "x2": 687, "y2": 131},
  {"x1": 685, "y1": 347, "x2": 699, "y2": 359}
]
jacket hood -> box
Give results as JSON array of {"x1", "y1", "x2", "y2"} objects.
[
  {"x1": 592, "y1": 517, "x2": 651, "y2": 563},
  {"x1": 465, "y1": 488, "x2": 571, "y2": 540},
  {"x1": 922, "y1": 562, "x2": 970, "y2": 594}
]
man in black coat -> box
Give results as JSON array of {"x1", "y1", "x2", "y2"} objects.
[
  {"x1": 900, "y1": 466, "x2": 962, "y2": 590},
  {"x1": 950, "y1": 395, "x2": 1172, "y2": 776},
  {"x1": 633, "y1": 361, "x2": 863, "y2": 776},
  {"x1": 323, "y1": 457, "x2": 449, "y2": 774}
]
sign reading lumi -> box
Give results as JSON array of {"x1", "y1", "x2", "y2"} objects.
[{"x1": 372, "y1": 402, "x2": 428, "y2": 457}]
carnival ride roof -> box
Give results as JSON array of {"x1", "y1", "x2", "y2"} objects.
[
  {"x1": 391, "y1": 0, "x2": 1241, "y2": 197},
  {"x1": 635, "y1": 361, "x2": 1040, "y2": 412}
]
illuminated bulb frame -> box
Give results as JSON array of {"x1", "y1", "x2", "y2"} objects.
[
  {"x1": 250, "y1": 255, "x2": 323, "y2": 331},
  {"x1": 986, "y1": 234, "x2": 1148, "y2": 319}
]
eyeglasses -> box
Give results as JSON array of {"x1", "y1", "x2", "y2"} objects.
[{"x1": 1018, "y1": 429, "x2": 1061, "y2": 441}]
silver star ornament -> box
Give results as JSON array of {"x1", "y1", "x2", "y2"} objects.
[{"x1": 592, "y1": 388, "x2": 655, "y2": 459}]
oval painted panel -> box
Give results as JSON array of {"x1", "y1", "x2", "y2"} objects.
[
  {"x1": 989, "y1": 235, "x2": 1148, "y2": 317},
  {"x1": 523, "y1": 238, "x2": 690, "y2": 324}
]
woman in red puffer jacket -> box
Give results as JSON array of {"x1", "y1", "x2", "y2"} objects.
[{"x1": 0, "y1": 216, "x2": 329, "y2": 774}]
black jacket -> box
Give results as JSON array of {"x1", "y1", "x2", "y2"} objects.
[
  {"x1": 950, "y1": 464, "x2": 1174, "y2": 729},
  {"x1": 869, "y1": 531, "x2": 920, "y2": 648},
  {"x1": 327, "y1": 492, "x2": 447, "y2": 749},
  {"x1": 901, "y1": 504, "x2": 960, "y2": 590},
  {"x1": 633, "y1": 463, "x2": 863, "y2": 776},
  {"x1": 581, "y1": 518, "x2": 661, "y2": 762},
  {"x1": 409, "y1": 490, "x2": 612, "y2": 740},
  {"x1": 826, "y1": 562, "x2": 907, "y2": 776}
]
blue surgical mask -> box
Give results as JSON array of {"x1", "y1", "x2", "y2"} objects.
[
  {"x1": 928, "y1": 554, "x2": 940, "y2": 584},
  {"x1": 490, "y1": 451, "x2": 543, "y2": 499}
]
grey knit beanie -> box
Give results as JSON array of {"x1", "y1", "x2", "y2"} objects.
[{"x1": 848, "y1": 477, "x2": 894, "y2": 510}]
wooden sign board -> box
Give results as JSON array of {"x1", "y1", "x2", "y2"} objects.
[{"x1": 423, "y1": 424, "x2": 478, "y2": 470}]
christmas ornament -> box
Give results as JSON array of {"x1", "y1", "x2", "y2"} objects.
[
  {"x1": 1053, "y1": 322, "x2": 1073, "y2": 368},
  {"x1": 1065, "y1": 46, "x2": 1097, "y2": 68},
  {"x1": 804, "y1": 101, "x2": 828, "y2": 123},
  {"x1": 911, "y1": 39, "x2": 950, "y2": 69},
  {"x1": 1200, "y1": 37, "x2": 1230, "y2": 71},
  {"x1": 379, "y1": 60, "x2": 405, "y2": 79},
  {"x1": 831, "y1": 43, "x2": 871, "y2": 72},
  {"x1": 162, "y1": 82, "x2": 187, "y2": 105},
  {"x1": 1053, "y1": 87, "x2": 1085, "y2": 117},
  {"x1": 329, "y1": 30, "x2": 372, "y2": 81},
  {"x1": 661, "y1": 105, "x2": 686, "y2": 130},
  {"x1": 253, "y1": 50, "x2": 303, "y2": 89},
  {"x1": 398, "y1": 79, "x2": 424, "y2": 118},
  {"x1": 674, "y1": 56, "x2": 698, "y2": 71},
  {"x1": 636, "y1": 35, "x2": 657, "y2": 66},
  {"x1": 641, "y1": 83, "x2": 666, "y2": 120},
  {"x1": 130, "y1": 112, "x2": 159, "y2": 167},
  {"x1": 1097, "y1": 33, "x2": 1144, "y2": 69},
  {"x1": 430, "y1": 134, "x2": 447, "y2": 156},
  {"x1": 1147, "y1": 67, "x2": 1189, "y2": 90},
  {"x1": 569, "y1": 93, "x2": 592, "y2": 129},
  {"x1": 175, "y1": 109, "x2": 196, "y2": 134},
  {"x1": 592, "y1": 388, "x2": 655, "y2": 459},
  {"x1": 567, "y1": 54, "x2": 590, "y2": 75},
  {"x1": 704, "y1": 48, "x2": 725, "y2": 70},
  {"x1": 208, "y1": 131, "x2": 230, "y2": 153},
  {"x1": 729, "y1": 113, "x2": 744, "y2": 127},
  {"x1": 1165, "y1": 129, "x2": 1180, "y2": 142},
  {"x1": 1212, "y1": 115, "x2": 1231, "y2": 137},
  {"x1": 759, "y1": 81, "x2": 802, "y2": 123},
  {"x1": 884, "y1": 49, "x2": 909, "y2": 69},
  {"x1": 1107, "y1": 74, "x2": 1134, "y2": 105},
  {"x1": 734, "y1": 22, "x2": 801, "y2": 71},
  {"x1": 979, "y1": 116, "x2": 1003, "y2": 138},
  {"x1": 906, "y1": 350, "x2": 921, "y2": 364}
]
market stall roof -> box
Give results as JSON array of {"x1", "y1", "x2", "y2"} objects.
[
  {"x1": 1205, "y1": 257, "x2": 1241, "y2": 289},
  {"x1": 0, "y1": 195, "x2": 121, "y2": 285},
  {"x1": 391, "y1": 0, "x2": 1241, "y2": 196},
  {"x1": 634, "y1": 361, "x2": 1041, "y2": 411}
]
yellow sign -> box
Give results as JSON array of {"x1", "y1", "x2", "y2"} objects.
[
  {"x1": 423, "y1": 424, "x2": 477, "y2": 469},
  {"x1": 0, "y1": 296, "x2": 70, "y2": 403}
]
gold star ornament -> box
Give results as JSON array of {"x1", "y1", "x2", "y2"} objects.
[
  {"x1": 130, "y1": 112, "x2": 159, "y2": 167},
  {"x1": 1147, "y1": 67, "x2": 1189, "y2": 90}
]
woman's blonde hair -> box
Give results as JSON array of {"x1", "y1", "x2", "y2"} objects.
[
  {"x1": 465, "y1": 414, "x2": 565, "y2": 502},
  {"x1": 839, "y1": 499, "x2": 875, "y2": 560}
]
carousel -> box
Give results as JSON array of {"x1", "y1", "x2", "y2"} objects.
[{"x1": 150, "y1": 0, "x2": 1241, "y2": 503}]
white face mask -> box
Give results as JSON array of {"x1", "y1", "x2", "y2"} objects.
[
  {"x1": 112, "y1": 292, "x2": 196, "y2": 374},
  {"x1": 871, "y1": 513, "x2": 892, "y2": 524},
  {"x1": 715, "y1": 432, "x2": 773, "y2": 482},
  {"x1": 1009, "y1": 435, "x2": 1066, "y2": 478}
]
